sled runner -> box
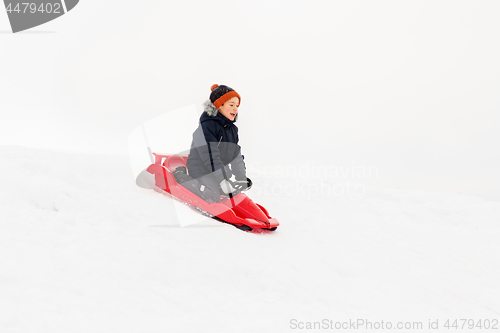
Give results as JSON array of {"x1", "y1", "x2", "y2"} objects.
[{"x1": 143, "y1": 153, "x2": 279, "y2": 232}]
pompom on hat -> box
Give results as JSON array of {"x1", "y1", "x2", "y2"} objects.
[{"x1": 209, "y1": 84, "x2": 241, "y2": 109}]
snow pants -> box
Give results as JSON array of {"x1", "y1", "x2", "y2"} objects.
[{"x1": 174, "y1": 171, "x2": 221, "y2": 203}]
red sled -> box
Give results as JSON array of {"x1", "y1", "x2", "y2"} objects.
[{"x1": 142, "y1": 153, "x2": 279, "y2": 232}]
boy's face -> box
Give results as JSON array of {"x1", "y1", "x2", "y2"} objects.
[{"x1": 218, "y1": 97, "x2": 239, "y2": 121}]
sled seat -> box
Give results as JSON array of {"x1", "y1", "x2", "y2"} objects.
[
  {"x1": 152, "y1": 153, "x2": 188, "y2": 172},
  {"x1": 163, "y1": 154, "x2": 188, "y2": 172}
]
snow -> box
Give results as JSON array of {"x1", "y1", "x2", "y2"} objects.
[
  {"x1": 1, "y1": 145, "x2": 499, "y2": 332},
  {"x1": 2, "y1": 1, "x2": 500, "y2": 201},
  {"x1": 2, "y1": 1, "x2": 500, "y2": 331}
]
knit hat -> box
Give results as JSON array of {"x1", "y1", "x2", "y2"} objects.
[{"x1": 209, "y1": 84, "x2": 241, "y2": 109}]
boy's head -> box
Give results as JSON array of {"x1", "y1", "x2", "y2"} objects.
[
  {"x1": 210, "y1": 84, "x2": 241, "y2": 109},
  {"x1": 217, "y1": 96, "x2": 239, "y2": 121}
]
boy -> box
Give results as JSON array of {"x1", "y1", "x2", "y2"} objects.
[{"x1": 175, "y1": 84, "x2": 252, "y2": 203}]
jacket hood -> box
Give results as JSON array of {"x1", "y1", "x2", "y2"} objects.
[{"x1": 202, "y1": 99, "x2": 238, "y2": 122}]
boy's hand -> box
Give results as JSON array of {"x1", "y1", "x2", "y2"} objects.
[
  {"x1": 233, "y1": 178, "x2": 252, "y2": 191},
  {"x1": 220, "y1": 179, "x2": 238, "y2": 194}
]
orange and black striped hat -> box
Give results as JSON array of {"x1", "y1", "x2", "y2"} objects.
[{"x1": 210, "y1": 84, "x2": 241, "y2": 109}]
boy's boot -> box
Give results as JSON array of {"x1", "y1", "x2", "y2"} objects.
[{"x1": 172, "y1": 166, "x2": 188, "y2": 183}]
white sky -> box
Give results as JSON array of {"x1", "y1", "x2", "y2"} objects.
[{"x1": 1, "y1": 0, "x2": 499, "y2": 200}]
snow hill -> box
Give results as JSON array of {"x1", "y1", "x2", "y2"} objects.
[{"x1": 1, "y1": 145, "x2": 499, "y2": 333}]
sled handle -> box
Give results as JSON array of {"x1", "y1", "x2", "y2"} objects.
[{"x1": 152, "y1": 153, "x2": 171, "y2": 165}]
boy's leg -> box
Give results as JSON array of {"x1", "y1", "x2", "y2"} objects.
[
  {"x1": 196, "y1": 173, "x2": 221, "y2": 203},
  {"x1": 174, "y1": 168, "x2": 221, "y2": 203}
]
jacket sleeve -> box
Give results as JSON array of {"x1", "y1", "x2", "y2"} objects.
[
  {"x1": 230, "y1": 132, "x2": 247, "y2": 181},
  {"x1": 231, "y1": 152, "x2": 246, "y2": 181}
]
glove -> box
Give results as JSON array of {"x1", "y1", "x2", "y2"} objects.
[
  {"x1": 233, "y1": 177, "x2": 252, "y2": 191},
  {"x1": 220, "y1": 179, "x2": 237, "y2": 194}
]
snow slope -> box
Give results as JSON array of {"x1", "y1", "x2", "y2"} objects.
[{"x1": 1, "y1": 146, "x2": 499, "y2": 333}]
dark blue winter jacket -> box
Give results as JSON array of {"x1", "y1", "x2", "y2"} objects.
[{"x1": 186, "y1": 103, "x2": 246, "y2": 183}]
